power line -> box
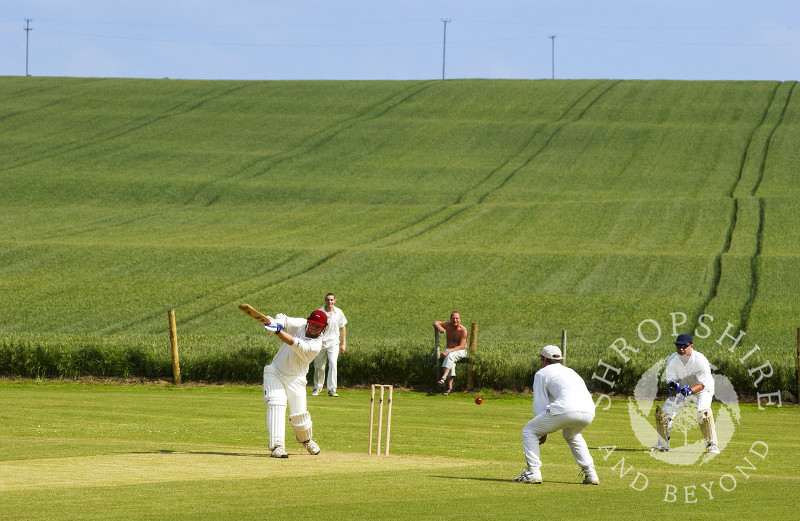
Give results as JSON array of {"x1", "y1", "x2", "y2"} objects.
[{"x1": 31, "y1": 26, "x2": 800, "y2": 50}]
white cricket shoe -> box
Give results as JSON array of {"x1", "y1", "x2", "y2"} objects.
[
  {"x1": 311, "y1": 389, "x2": 320, "y2": 396},
  {"x1": 707, "y1": 443, "x2": 720, "y2": 454},
  {"x1": 304, "y1": 439, "x2": 321, "y2": 455},
  {"x1": 651, "y1": 443, "x2": 669, "y2": 452},
  {"x1": 328, "y1": 389, "x2": 338, "y2": 397},
  {"x1": 580, "y1": 468, "x2": 599, "y2": 485},
  {"x1": 270, "y1": 446, "x2": 289, "y2": 458},
  {"x1": 512, "y1": 468, "x2": 542, "y2": 484}
]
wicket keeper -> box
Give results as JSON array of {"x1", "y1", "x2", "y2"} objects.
[{"x1": 652, "y1": 333, "x2": 719, "y2": 454}]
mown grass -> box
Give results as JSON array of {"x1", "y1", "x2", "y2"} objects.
[
  {"x1": 0, "y1": 77, "x2": 798, "y2": 394},
  {"x1": 0, "y1": 380, "x2": 796, "y2": 521}
]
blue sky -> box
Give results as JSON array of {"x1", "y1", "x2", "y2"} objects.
[{"x1": 2, "y1": 0, "x2": 799, "y2": 81}]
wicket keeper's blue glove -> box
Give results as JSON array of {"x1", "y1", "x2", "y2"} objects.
[
  {"x1": 667, "y1": 381, "x2": 680, "y2": 396},
  {"x1": 680, "y1": 385, "x2": 693, "y2": 397}
]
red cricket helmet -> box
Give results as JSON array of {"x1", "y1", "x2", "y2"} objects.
[{"x1": 306, "y1": 309, "x2": 328, "y2": 327}]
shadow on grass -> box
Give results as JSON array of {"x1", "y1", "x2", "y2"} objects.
[
  {"x1": 132, "y1": 449, "x2": 268, "y2": 458},
  {"x1": 433, "y1": 475, "x2": 581, "y2": 485},
  {"x1": 590, "y1": 446, "x2": 646, "y2": 452}
]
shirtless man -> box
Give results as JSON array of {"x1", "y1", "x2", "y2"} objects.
[{"x1": 433, "y1": 311, "x2": 468, "y2": 396}]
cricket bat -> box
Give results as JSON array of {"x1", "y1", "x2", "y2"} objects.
[{"x1": 238, "y1": 304, "x2": 270, "y2": 324}]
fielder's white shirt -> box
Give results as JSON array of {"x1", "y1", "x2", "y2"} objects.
[
  {"x1": 319, "y1": 305, "x2": 347, "y2": 348},
  {"x1": 663, "y1": 350, "x2": 714, "y2": 393},
  {"x1": 269, "y1": 316, "x2": 323, "y2": 377},
  {"x1": 532, "y1": 363, "x2": 595, "y2": 416}
]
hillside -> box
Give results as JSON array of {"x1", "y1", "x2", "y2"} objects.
[{"x1": 1, "y1": 77, "x2": 797, "y2": 393}]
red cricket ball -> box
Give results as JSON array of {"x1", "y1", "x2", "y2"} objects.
[{"x1": 475, "y1": 397, "x2": 483, "y2": 404}]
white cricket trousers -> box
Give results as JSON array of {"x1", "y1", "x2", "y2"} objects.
[
  {"x1": 313, "y1": 343, "x2": 339, "y2": 390},
  {"x1": 522, "y1": 410, "x2": 595, "y2": 471},
  {"x1": 263, "y1": 365, "x2": 308, "y2": 449},
  {"x1": 661, "y1": 389, "x2": 713, "y2": 419}
]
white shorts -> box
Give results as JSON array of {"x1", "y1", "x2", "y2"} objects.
[{"x1": 442, "y1": 349, "x2": 468, "y2": 376}]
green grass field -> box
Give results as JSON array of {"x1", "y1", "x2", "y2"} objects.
[
  {"x1": 0, "y1": 380, "x2": 795, "y2": 520},
  {"x1": 1, "y1": 77, "x2": 799, "y2": 394}
]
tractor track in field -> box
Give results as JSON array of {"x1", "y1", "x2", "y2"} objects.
[
  {"x1": 100, "y1": 250, "x2": 350, "y2": 334},
  {"x1": 751, "y1": 81, "x2": 796, "y2": 196},
  {"x1": 368, "y1": 80, "x2": 622, "y2": 249},
  {"x1": 1, "y1": 82, "x2": 255, "y2": 174},
  {"x1": 473, "y1": 79, "x2": 622, "y2": 205},
  {"x1": 185, "y1": 81, "x2": 438, "y2": 207},
  {"x1": 698, "y1": 80, "x2": 796, "y2": 332}
]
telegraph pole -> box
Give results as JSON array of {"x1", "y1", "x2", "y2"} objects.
[
  {"x1": 548, "y1": 34, "x2": 556, "y2": 79},
  {"x1": 24, "y1": 18, "x2": 33, "y2": 76},
  {"x1": 441, "y1": 18, "x2": 452, "y2": 80}
]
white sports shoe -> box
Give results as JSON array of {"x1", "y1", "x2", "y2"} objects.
[
  {"x1": 311, "y1": 389, "x2": 320, "y2": 396},
  {"x1": 707, "y1": 443, "x2": 720, "y2": 454},
  {"x1": 651, "y1": 443, "x2": 669, "y2": 452},
  {"x1": 328, "y1": 389, "x2": 338, "y2": 397},
  {"x1": 270, "y1": 446, "x2": 289, "y2": 458},
  {"x1": 512, "y1": 468, "x2": 542, "y2": 484},
  {"x1": 304, "y1": 439, "x2": 321, "y2": 455},
  {"x1": 580, "y1": 468, "x2": 599, "y2": 485}
]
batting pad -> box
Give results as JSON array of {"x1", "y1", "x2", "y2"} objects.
[
  {"x1": 289, "y1": 411, "x2": 313, "y2": 444},
  {"x1": 267, "y1": 403, "x2": 286, "y2": 450},
  {"x1": 263, "y1": 378, "x2": 287, "y2": 407},
  {"x1": 655, "y1": 405, "x2": 671, "y2": 448},
  {"x1": 698, "y1": 409, "x2": 717, "y2": 445}
]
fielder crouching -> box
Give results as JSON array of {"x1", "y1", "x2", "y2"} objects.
[
  {"x1": 515, "y1": 345, "x2": 599, "y2": 485},
  {"x1": 652, "y1": 333, "x2": 719, "y2": 454},
  {"x1": 261, "y1": 309, "x2": 328, "y2": 458}
]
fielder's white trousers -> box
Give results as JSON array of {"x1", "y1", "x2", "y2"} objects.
[
  {"x1": 313, "y1": 343, "x2": 339, "y2": 391},
  {"x1": 522, "y1": 410, "x2": 595, "y2": 471},
  {"x1": 442, "y1": 349, "x2": 467, "y2": 376}
]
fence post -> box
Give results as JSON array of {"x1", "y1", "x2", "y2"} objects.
[
  {"x1": 467, "y1": 322, "x2": 477, "y2": 391},
  {"x1": 434, "y1": 327, "x2": 440, "y2": 383},
  {"x1": 168, "y1": 309, "x2": 181, "y2": 385}
]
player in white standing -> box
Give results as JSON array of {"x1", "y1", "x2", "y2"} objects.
[
  {"x1": 311, "y1": 293, "x2": 348, "y2": 397},
  {"x1": 652, "y1": 333, "x2": 719, "y2": 454},
  {"x1": 261, "y1": 309, "x2": 328, "y2": 458},
  {"x1": 514, "y1": 345, "x2": 599, "y2": 485}
]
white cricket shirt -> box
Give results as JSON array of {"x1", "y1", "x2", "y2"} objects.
[
  {"x1": 269, "y1": 316, "x2": 323, "y2": 376},
  {"x1": 319, "y1": 305, "x2": 347, "y2": 348},
  {"x1": 532, "y1": 363, "x2": 595, "y2": 416},
  {"x1": 663, "y1": 349, "x2": 714, "y2": 393}
]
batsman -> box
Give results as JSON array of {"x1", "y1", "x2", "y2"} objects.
[
  {"x1": 652, "y1": 333, "x2": 719, "y2": 454},
  {"x1": 256, "y1": 308, "x2": 329, "y2": 458}
]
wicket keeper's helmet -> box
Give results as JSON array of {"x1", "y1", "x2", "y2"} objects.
[{"x1": 307, "y1": 309, "x2": 328, "y2": 327}]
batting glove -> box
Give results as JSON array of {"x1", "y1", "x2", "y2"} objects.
[{"x1": 264, "y1": 323, "x2": 285, "y2": 335}]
